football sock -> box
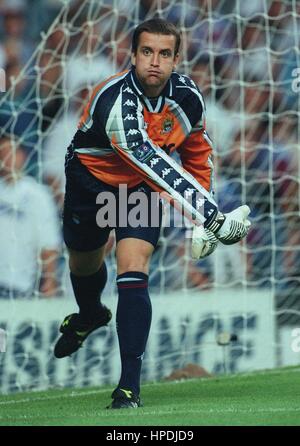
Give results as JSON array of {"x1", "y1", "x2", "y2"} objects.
[
  {"x1": 116, "y1": 271, "x2": 151, "y2": 396},
  {"x1": 70, "y1": 262, "x2": 107, "y2": 323}
]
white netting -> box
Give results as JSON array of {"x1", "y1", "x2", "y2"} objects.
[{"x1": 0, "y1": 0, "x2": 299, "y2": 393}]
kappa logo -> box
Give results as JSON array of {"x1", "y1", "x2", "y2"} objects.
[
  {"x1": 126, "y1": 129, "x2": 140, "y2": 136},
  {"x1": 196, "y1": 197, "x2": 205, "y2": 209},
  {"x1": 185, "y1": 188, "x2": 196, "y2": 199},
  {"x1": 178, "y1": 75, "x2": 187, "y2": 85},
  {"x1": 173, "y1": 178, "x2": 184, "y2": 189},
  {"x1": 124, "y1": 114, "x2": 137, "y2": 121},
  {"x1": 123, "y1": 86, "x2": 134, "y2": 94},
  {"x1": 162, "y1": 167, "x2": 172, "y2": 179},
  {"x1": 123, "y1": 99, "x2": 135, "y2": 107},
  {"x1": 150, "y1": 157, "x2": 160, "y2": 168}
]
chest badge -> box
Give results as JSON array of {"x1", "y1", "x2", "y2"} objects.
[{"x1": 161, "y1": 115, "x2": 174, "y2": 134}]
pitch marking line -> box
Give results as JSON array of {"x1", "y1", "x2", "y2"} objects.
[
  {"x1": 1, "y1": 407, "x2": 300, "y2": 422},
  {"x1": 0, "y1": 381, "x2": 168, "y2": 406},
  {"x1": 1, "y1": 367, "x2": 299, "y2": 406},
  {"x1": 0, "y1": 389, "x2": 109, "y2": 406}
]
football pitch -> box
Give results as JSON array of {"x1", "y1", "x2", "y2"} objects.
[{"x1": 0, "y1": 367, "x2": 299, "y2": 426}]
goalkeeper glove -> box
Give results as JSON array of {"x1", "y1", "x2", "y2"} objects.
[
  {"x1": 207, "y1": 205, "x2": 251, "y2": 245},
  {"x1": 191, "y1": 225, "x2": 219, "y2": 260}
]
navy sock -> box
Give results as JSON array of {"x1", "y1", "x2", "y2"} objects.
[
  {"x1": 116, "y1": 271, "x2": 151, "y2": 396},
  {"x1": 70, "y1": 262, "x2": 107, "y2": 323}
]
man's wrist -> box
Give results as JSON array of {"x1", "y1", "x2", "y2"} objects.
[{"x1": 205, "y1": 211, "x2": 226, "y2": 234}]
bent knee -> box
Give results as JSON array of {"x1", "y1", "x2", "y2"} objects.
[
  {"x1": 117, "y1": 256, "x2": 151, "y2": 275},
  {"x1": 68, "y1": 247, "x2": 105, "y2": 276},
  {"x1": 116, "y1": 239, "x2": 154, "y2": 275}
]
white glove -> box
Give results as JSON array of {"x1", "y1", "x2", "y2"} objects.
[
  {"x1": 191, "y1": 225, "x2": 219, "y2": 260},
  {"x1": 216, "y1": 205, "x2": 251, "y2": 245}
]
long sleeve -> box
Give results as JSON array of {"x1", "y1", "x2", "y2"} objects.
[
  {"x1": 178, "y1": 128, "x2": 215, "y2": 194},
  {"x1": 105, "y1": 81, "x2": 218, "y2": 226}
]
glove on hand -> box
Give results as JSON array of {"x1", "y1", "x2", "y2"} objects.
[
  {"x1": 191, "y1": 225, "x2": 219, "y2": 259},
  {"x1": 215, "y1": 205, "x2": 251, "y2": 245}
]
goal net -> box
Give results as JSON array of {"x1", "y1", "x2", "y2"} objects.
[{"x1": 0, "y1": 0, "x2": 299, "y2": 393}]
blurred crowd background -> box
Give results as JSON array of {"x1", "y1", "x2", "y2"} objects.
[{"x1": 0, "y1": 0, "x2": 299, "y2": 324}]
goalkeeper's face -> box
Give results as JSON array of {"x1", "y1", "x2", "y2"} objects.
[{"x1": 132, "y1": 31, "x2": 179, "y2": 97}]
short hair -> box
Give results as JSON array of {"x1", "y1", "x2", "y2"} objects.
[{"x1": 131, "y1": 18, "x2": 181, "y2": 56}]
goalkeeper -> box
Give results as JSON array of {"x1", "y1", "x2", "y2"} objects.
[{"x1": 54, "y1": 18, "x2": 251, "y2": 409}]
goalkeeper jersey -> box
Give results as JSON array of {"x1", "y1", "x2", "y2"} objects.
[{"x1": 71, "y1": 67, "x2": 217, "y2": 225}]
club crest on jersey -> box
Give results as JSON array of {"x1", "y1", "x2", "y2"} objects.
[{"x1": 161, "y1": 115, "x2": 174, "y2": 134}]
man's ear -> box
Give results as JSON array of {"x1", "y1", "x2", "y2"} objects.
[
  {"x1": 131, "y1": 52, "x2": 136, "y2": 66},
  {"x1": 173, "y1": 53, "x2": 179, "y2": 70}
]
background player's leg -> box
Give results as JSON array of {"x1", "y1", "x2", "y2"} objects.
[
  {"x1": 115, "y1": 238, "x2": 154, "y2": 397},
  {"x1": 68, "y1": 246, "x2": 108, "y2": 323}
]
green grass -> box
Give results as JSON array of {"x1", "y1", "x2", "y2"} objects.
[{"x1": 0, "y1": 367, "x2": 300, "y2": 426}]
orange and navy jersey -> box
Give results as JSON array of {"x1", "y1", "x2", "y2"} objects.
[{"x1": 71, "y1": 68, "x2": 217, "y2": 225}]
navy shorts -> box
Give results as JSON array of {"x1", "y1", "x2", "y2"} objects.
[{"x1": 63, "y1": 154, "x2": 163, "y2": 252}]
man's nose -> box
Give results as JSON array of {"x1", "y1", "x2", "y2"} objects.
[{"x1": 151, "y1": 53, "x2": 160, "y2": 66}]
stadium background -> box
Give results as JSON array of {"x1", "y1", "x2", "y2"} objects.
[{"x1": 0, "y1": 0, "x2": 299, "y2": 394}]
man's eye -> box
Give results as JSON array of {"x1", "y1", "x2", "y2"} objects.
[
  {"x1": 143, "y1": 49, "x2": 151, "y2": 55},
  {"x1": 161, "y1": 51, "x2": 171, "y2": 57}
]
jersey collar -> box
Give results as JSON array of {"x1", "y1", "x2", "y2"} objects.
[{"x1": 129, "y1": 67, "x2": 173, "y2": 99}]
